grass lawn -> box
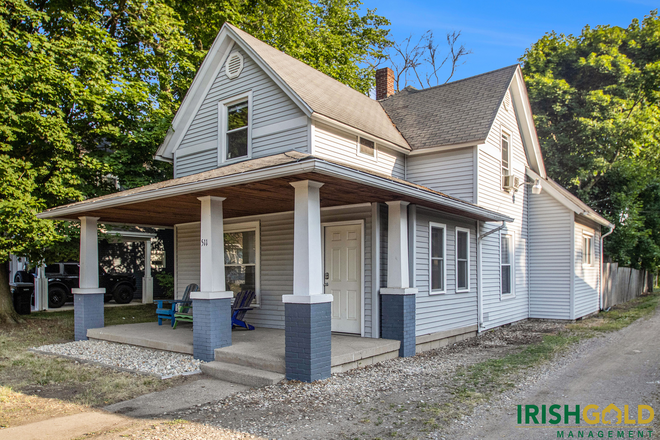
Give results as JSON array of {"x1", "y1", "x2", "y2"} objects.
[{"x1": 0, "y1": 304, "x2": 192, "y2": 428}]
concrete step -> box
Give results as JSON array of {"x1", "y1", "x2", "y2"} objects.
[
  {"x1": 201, "y1": 361, "x2": 285, "y2": 387},
  {"x1": 214, "y1": 348, "x2": 285, "y2": 374}
]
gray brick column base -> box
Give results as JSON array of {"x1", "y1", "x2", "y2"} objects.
[
  {"x1": 74, "y1": 293, "x2": 104, "y2": 341},
  {"x1": 381, "y1": 294, "x2": 416, "y2": 357},
  {"x1": 193, "y1": 298, "x2": 231, "y2": 362},
  {"x1": 285, "y1": 302, "x2": 331, "y2": 382}
]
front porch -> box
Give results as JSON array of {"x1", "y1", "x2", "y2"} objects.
[{"x1": 87, "y1": 322, "x2": 401, "y2": 375}]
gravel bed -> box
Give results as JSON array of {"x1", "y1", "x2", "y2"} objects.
[{"x1": 32, "y1": 340, "x2": 204, "y2": 379}]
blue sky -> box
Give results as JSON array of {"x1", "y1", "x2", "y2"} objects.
[{"x1": 361, "y1": 0, "x2": 657, "y2": 84}]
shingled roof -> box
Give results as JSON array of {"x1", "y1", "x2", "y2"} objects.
[
  {"x1": 379, "y1": 65, "x2": 519, "y2": 150},
  {"x1": 228, "y1": 25, "x2": 410, "y2": 150}
]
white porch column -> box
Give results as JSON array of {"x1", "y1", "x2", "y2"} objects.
[
  {"x1": 283, "y1": 180, "x2": 332, "y2": 382},
  {"x1": 142, "y1": 239, "x2": 153, "y2": 304},
  {"x1": 192, "y1": 196, "x2": 233, "y2": 361},
  {"x1": 72, "y1": 216, "x2": 105, "y2": 340},
  {"x1": 381, "y1": 201, "x2": 417, "y2": 357}
]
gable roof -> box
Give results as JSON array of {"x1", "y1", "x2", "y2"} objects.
[
  {"x1": 156, "y1": 24, "x2": 410, "y2": 160},
  {"x1": 379, "y1": 65, "x2": 518, "y2": 150}
]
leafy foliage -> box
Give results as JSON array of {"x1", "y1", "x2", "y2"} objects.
[{"x1": 521, "y1": 11, "x2": 660, "y2": 270}]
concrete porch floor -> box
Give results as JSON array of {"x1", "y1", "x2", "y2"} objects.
[{"x1": 87, "y1": 322, "x2": 401, "y2": 374}]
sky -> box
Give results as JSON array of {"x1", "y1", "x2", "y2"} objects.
[{"x1": 360, "y1": 0, "x2": 657, "y2": 84}]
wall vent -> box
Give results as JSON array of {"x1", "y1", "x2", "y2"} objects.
[
  {"x1": 225, "y1": 51, "x2": 244, "y2": 79},
  {"x1": 503, "y1": 90, "x2": 511, "y2": 111}
]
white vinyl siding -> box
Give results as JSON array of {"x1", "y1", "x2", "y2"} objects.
[
  {"x1": 477, "y1": 89, "x2": 529, "y2": 329},
  {"x1": 528, "y1": 187, "x2": 573, "y2": 319},
  {"x1": 574, "y1": 218, "x2": 601, "y2": 319},
  {"x1": 415, "y1": 208, "x2": 477, "y2": 336},
  {"x1": 173, "y1": 205, "x2": 374, "y2": 334},
  {"x1": 174, "y1": 46, "x2": 308, "y2": 177},
  {"x1": 313, "y1": 122, "x2": 405, "y2": 179},
  {"x1": 406, "y1": 147, "x2": 475, "y2": 202}
]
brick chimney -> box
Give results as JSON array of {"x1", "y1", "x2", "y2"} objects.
[{"x1": 376, "y1": 67, "x2": 394, "y2": 100}]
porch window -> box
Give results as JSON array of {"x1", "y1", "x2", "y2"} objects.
[
  {"x1": 219, "y1": 93, "x2": 252, "y2": 163},
  {"x1": 501, "y1": 233, "x2": 514, "y2": 296},
  {"x1": 582, "y1": 233, "x2": 593, "y2": 266},
  {"x1": 224, "y1": 221, "x2": 260, "y2": 304},
  {"x1": 456, "y1": 228, "x2": 470, "y2": 292},
  {"x1": 429, "y1": 222, "x2": 446, "y2": 294}
]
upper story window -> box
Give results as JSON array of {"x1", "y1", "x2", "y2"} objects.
[
  {"x1": 582, "y1": 233, "x2": 594, "y2": 266},
  {"x1": 501, "y1": 132, "x2": 511, "y2": 178},
  {"x1": 219, "y1": 93, "x2": 252, "y2": 164},
  {"x1": 357, "y1": 136, "x2": 376, "y2": 158},
  {"x1": 456, "y1": 228, "x2": 470, "y2": 292},
  {"x1": 429, "y1": 222, "x2": 446, "y2": 294}
]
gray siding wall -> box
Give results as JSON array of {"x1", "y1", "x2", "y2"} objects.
[
  {"x1": 574, "y1": 217, "x2": 601, "y2": 319},
  {"x1": 478, "y1": 91, "x2": 530, "y2": 329},
  {"x1": 314, "y1": 122, "x2": 406, "y2": 179},
  {"x1": 175, "y1": 46, "x2": 308, "y2": 178},
  {"x1": 414, "y1": 208, "x2": 478, "y2": 336},
  {"x1": 528, "y1": 190, "x2": 573, "y2": 319},
  {"x1": 406, "y1": 147, "x2": 475, "y2": 202},
  {"x1": 174, "y1": 205, "x2": 374, "y2": 335}
]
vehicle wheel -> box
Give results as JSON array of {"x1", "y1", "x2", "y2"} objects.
[
  {"x1": 48, "y1": 286, "x2": 67, "y2": 308},
  {"x1": 113, "y1": 285, "x2": 134, "y2": 304},
  {"x1": 14, "y1": 271, "x2": 33, "y2": 283}
]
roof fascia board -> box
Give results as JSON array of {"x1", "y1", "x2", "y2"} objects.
[
  {"x1": 225, "y1": 26, "x2": 313, "y2": 118},
  {"x1": 510, "y1": 68, "x2": 547, "y2": 178},
  {"x1": 408, "y1": 141, "x2": 482, "y2": 156},
  {"x1": 39, "y1": 159, "x2": 510, "y2": 223},
  {"x1": 155, "y1": 27, "x2": 235, "y2": 160},
  {"x1": 311, "y1": 113, "x2": 411, "y2": 153}
]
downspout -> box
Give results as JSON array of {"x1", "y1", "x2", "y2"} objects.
[
  {"x1": 599, "y1": 224, "x2": 615, "y2": 310},
  {"x1": 477, "y1": 220, "x2": 507, "y2": 331}
]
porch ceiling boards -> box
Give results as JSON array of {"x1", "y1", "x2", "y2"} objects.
[{"x1": 38, "y1": 152, "x2": 513, "y2": 227}]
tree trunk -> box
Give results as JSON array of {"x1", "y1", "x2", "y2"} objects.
[{"x1": 0, "y1": 261, "x2": 23, "y2": 324}]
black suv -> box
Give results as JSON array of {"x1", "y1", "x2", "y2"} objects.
[{"x1": 15, "y1": 263, "x2": 137, "y2": 308}]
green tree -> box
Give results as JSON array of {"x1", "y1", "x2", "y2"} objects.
[
  {"x1": 521, "y1": 10, "x2": 660, "y2": 270},
  {"x1": 0, "y1": 0, "x2": 390, "y2": 321}
]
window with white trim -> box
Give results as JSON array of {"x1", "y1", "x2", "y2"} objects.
[
  {"x1": 429, "y1": 223, "x2": 446, "y2": 294},
  {"x1": 219, "y1": 94, "x2": 251, "y2": 163},
  {"x1": 582, "y1": 233, "x2": 594, "y2": 266},
  {"x1": 456, "y1": 228, "x2": 470, "y2": 292},
  {"x1": 224, "y1": 221, "x2": 260, "y2": 304},
  {"x1": 357, "y1": 136, "x2": 376, "y2": 158},
  {"x1": 501, "y1": 233, "x2": 514, "y2": 296},
  {"x1": 501, "y1": 131, "x2": 511, "y2": 184}
]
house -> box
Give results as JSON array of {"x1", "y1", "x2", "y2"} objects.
[{"x1": 38, "y1": 23, "x2": 613, "y2": 382}]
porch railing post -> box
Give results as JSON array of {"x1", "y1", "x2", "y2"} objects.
[
  {"x1": 283, "y1": 180, "x2": 332, "y2": 382},
  {"x1": 381, "y1": 201, "x2": 418, "y2": 357},
  {"x1": 192, "y1": 196, "x2": 233, "y2": 362},
  {"x1": 72, "y1": 216, "x2": 105, "y2": 340}
]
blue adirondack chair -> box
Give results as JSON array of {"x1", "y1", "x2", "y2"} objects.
[
  {"x1": 155, "y1": 283, "x2": 199, "y2": 327},
  {"x1": 232, "y1": 290, "x2": 256, "y2": 330}
]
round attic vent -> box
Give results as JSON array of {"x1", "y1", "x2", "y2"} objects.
[{"x1": 225, "y1": 51, "x2": 244, "y2": 79}]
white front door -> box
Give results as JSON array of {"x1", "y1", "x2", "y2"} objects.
[{"x1": 324, "y1": 224, "x2": 362, "y2": 334}]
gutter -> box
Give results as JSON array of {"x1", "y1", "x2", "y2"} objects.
[
  {"x1": 477, "y1": 220, "x2": 508, "y2": 330},
  {"x1": 599, "y1": 224, "x2": 616, "y2": 310}
]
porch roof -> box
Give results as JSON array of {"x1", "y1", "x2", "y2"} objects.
[{"x1": 38, "y1": 152, "x2": 513, "y2": 226}]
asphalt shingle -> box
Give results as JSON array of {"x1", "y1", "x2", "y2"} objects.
[{"x1": 379, "y1": 65, "x2": 519, "y2": 150}]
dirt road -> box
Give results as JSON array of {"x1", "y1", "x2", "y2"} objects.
[{"x1": 445, "y1": 308, "x2": 660, "y2": 439}]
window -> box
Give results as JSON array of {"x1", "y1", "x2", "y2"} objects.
[
  {"x1": 501, "y1": 132, "x2": 511, "y2": 183},
  {"x1": 501, "y1": 233, "x2": 514, "y2": 296},
  {"x1": 45, "y1": 264, "x2": 59, "y2": 274},
  {"x1": 429, "y1": 223, "x2": 446, "y2": 294},
  {"x1": 357, "y1": 136, "x2": 376, "y2": 158},
  {"x1": 456, "y1": 228, "x2": 470, "y2": 292},
  {"x1": 224, "y1": 222, "x2": 260, "y2": 304},
  {"x1": 219, "y1": 93, "x2": 252, "y2": 163},
  {"x1": 582, "y1": 233, "x2": 594, "y2": 266},
  {"x1": 63, "y1": 264, "x2": 79, "y2": 276}
]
